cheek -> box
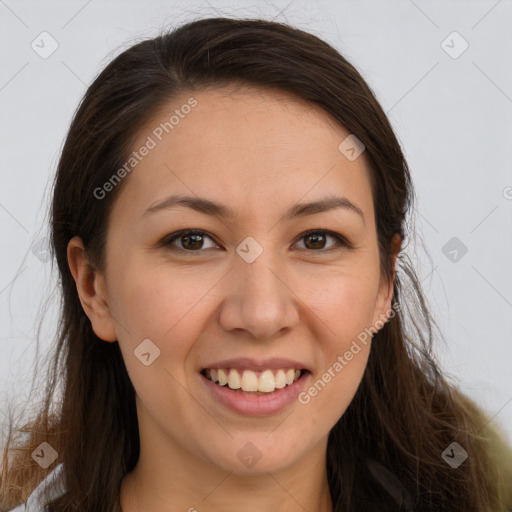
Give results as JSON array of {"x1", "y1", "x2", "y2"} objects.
[
  {"x1": 111, "y1": 262, "x2": 214, "y2": 418},
  {"x1": 295, "y1": 264, "x2": 377, "y2": 423},
  {"x1": 112, "y1": 258, "x2": 215, "y2": 342},
  {"x1": 304, "y1": 345, "x2": 370, "y2": 435},
  {"x1": 301, "y1": 259, "x2": 380, "y2": 341},
  {"x1": 300, "y1": 303, "x2": 372, "y2": 432}
]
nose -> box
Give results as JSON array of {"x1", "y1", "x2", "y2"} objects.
[{"x1": 218, "y1": 243, "x2": 301, "y2": 340}]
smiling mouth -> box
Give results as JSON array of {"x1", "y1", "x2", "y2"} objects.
[{"x1": 200, "y1": 367, "x2": 308, "y2": 395}]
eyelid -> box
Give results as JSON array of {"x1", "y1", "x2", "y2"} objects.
[{"x1": 161, "y1": 228, "x2": 354, "y2": 252}]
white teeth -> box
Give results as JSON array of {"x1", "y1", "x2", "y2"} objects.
[
  {"x1": 241, "y1": 370, "x2": 259, "y2": 391},
  {"x1": 218, "y1": 368, "x2": 228, "y2": 386},
  {"x1": 228, "y1": 368, "x2": 241, "y2": 389},
  {"x1": 204, "y1": 367, "x2": 304, "y2": 393},
  {"x1": 274, "y1": 369, "x2": 287, "y2": 389},
  {"x1": 258, "y1": 370, "x2": 275, "y2": 392}
]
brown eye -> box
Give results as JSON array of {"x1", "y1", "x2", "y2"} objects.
[
  {"x1": 163, "y1": 230, "x2": 218, "y2": 251},
  {"x1": 295, "y1": 229, "x2": 350, "y2": 252},
  {"x1": 302, "y1": 232, "x2": 329, "y2": 250},
  {"x1": 162, "y1": 228, "x2": 351, "y2": 254}
]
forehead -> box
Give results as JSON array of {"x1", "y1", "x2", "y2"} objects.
[{"x1": 112, "y1": 85, "x2": 374, "y2": 224}]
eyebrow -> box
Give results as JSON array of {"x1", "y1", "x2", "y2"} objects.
[{"x1": 143, "y1": 194, "x2": 365, "y2": 225}]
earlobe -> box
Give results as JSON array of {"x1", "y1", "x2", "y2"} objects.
[{"x1": 67, "y1": 236, "x2": 117, "y2": 342}]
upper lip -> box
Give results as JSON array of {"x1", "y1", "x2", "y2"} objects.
[{"x1": 201, "y1": 357, "x2": 311, "y2": 372}]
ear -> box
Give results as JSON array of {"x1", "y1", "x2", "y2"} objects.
[
  {"x1": 67, "y1": 236, "x2": 117, "y2": 342},
  {"x1": 372, "y1": 233, "x2": 402, "y2": 329}
]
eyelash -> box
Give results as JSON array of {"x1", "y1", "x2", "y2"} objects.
[{"x1": 161, "y1": 228, "x2": 353, "y2": 254}]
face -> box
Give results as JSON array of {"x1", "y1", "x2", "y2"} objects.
[{"x1": 70, "y1": 85, "x2": 398, "y2": 477}]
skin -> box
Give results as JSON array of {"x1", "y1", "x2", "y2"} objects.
[{"x1": 68, "y1": 85, "x2": 401, "y2": 512}]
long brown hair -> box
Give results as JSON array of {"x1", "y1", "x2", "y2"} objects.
[{"x1": 1, "y1": 17, "x2": 511, "y2": 512}]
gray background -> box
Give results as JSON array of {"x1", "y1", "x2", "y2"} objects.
[{"x1": 1, "y1": 0, "x2": 511, "y2": 446}]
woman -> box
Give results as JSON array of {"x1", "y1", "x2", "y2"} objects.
[{"x1": 1, "y1": 16, "x2": 511, "y2": 512}]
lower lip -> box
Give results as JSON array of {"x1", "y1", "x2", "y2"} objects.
[{"x1": 200, "y1": 371, "x2": 311, "y2": 416}]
